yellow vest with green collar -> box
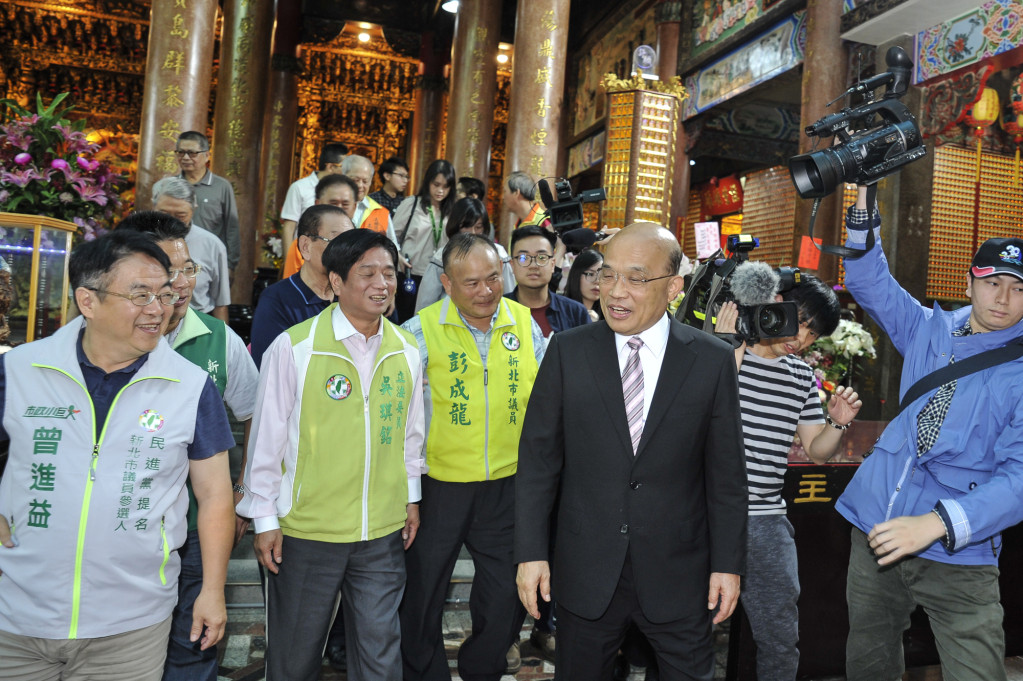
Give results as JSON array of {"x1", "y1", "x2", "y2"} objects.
[
  {"x1": 418, "y1": 298, "x2": 538, "y2": 482},
  {"x1": 283, "y1": 305, "x2": 417, "y2": 542}
]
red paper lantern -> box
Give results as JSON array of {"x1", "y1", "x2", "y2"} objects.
[
  {"x1": 965, "y1": 87, "x2": 1000, "y2": 138},
  {"x1": 1002, "y1": 105, "x2": 1023, "y2": 144}
]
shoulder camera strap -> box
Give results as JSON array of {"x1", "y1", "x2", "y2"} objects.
[
  {"x1": 808, "y1": 184, "x2": 877, "y2": 260},
  {"x1": 896, "y1": 341, "x2": 1023, "y2": 415}
]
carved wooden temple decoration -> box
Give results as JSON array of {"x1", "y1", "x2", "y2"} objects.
[{"x1": 295, "y1": 31, "x2": 419, "y2": 178}]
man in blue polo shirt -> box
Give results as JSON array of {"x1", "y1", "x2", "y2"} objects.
[
  {"x1": 0, "y1": 230, "x2": 235, "y2": 680},
  {"x1": 249, "y1": 205, "x2": 354, "y2": 368}
]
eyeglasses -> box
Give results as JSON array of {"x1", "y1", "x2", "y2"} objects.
[
  {"x1": 88, "y1": 288, "x2": 177, "y2": 306},
  {"x1": 582, "y1": 270, "x2": 601, "y2": 282},
  {"x1": 598, "y1": 268, "x2": 675, "y2": 289},
  {"x1": 391, "y1": 172, "x2": 409, "y2": 179},
  {"x1": 305, "y1": 234, "x2": 337, "y2": 244},
  {"x1": 515, "y1": 253, "x2": 553, "y2": 267},
  {"x1": 169, "y1": 264, "x2": 202, "y2": 280},
  {"x1": 174, "y1": 149, "x2": 207, "y2": 158}
]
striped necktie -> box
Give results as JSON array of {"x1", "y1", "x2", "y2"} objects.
[{"x1": 622, "y1": 337, "x2": 644, "y2": 454}]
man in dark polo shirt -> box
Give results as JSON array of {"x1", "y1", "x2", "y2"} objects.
[
  {"x1": 249, "y1": 205, "x2": 354, "y2": 368},
  {"x1": 505, "y1": 225, "x2": 590, "y2": 340}
]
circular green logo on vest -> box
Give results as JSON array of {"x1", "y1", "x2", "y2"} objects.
[
  {"x1": 501, "y1": 332, "x2": 520, "y2": 351},
  {"x1": 325, "y1": 374, "x2": 353, "y2": 400},
  {"x1": 139, "y1": 410, "x2": 164, "y2": 432}
]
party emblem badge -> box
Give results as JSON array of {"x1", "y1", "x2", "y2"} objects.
[
  {"x1": 501, "y1": 332, "x2": 520, "y2": 351},
  {"x1": 325, "y1": 374, "x2": 353, "y2": 400},
  {"x1": 139, "y1": 410, "x2": 164, "y2": 432}
]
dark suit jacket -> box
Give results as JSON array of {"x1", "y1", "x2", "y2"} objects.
[{"x1": 514, "y1": 316, "x2": 747, "y2": 623}]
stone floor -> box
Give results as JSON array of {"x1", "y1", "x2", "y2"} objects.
[
  {"x1": 209, "y1": 548, "x2": 1023, "y2": 681},
  {"x1": 215, "y1": 439, "x2": 1023, "y2": 681}
]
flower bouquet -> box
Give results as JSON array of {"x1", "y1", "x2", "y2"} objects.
[
  {"x1": 0, "y1": 92, "x2": 124, "y2": 241},
  {"x1": 802, "y1": 318, "x2": 877, "y2": 396}
]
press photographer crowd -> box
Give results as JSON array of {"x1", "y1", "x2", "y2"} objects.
[{"x1": 3, "y1": 17, "x2": 1023, "y2": 681}]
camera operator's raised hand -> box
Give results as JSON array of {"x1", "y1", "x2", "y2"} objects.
[{"x1": 713, "y1": 300, "x2": 747, "y2": 369}]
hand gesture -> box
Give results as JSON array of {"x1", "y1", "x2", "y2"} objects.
[
  {"x1": 254, "y1": 528, "x2": 283, "y2": 574},
  {"x1": 714, "y1": 301, "x2": 739, "y2": 335},
  {"x1": 403, "y1": 503, "x2": 420, "y2": 550},
  {"x1": 516, "y1": 560, "x2": 551, "y2": 620},
  {"x1": 827, "y1": 385, "x2": 862, "y2": 426},
  {"x1": 868, "y1": 513, "x2": 946, "y2": 566}
]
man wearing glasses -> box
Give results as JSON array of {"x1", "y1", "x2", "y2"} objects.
[
  {"x1": 152, "y1": 177, "x2": 231, "y2": 323},
  {"x1": 0, "y1": 229, "x2": 235, "y2": 680},
  {"x1": 175, "y1": 131, "x2": 240, "y2": 273},
  {"x1": 117, "y1": 211, "x2": 259, "y2": 681},
  {"x1": 515, "y1": 222, "x2": 747, "y2": 681},
  {"x1": 369, "y1": 156, "x2": 410, "y2": 217},
  {"x1": 249, "y1": 204, "x2": 354, "y2": 368},
  {"x1": 506, "y1": 225, "x2": 590, "y2": 340}
]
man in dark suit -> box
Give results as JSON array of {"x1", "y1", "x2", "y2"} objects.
[{"x1": 515, "y1": 222, "x2": 748, "y2": 680}]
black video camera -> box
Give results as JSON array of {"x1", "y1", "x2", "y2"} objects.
[
  {"x1": 537, "y1": 177, "x2": 607, "y2": 235},
  {"x1": 788, "y1": 46, "x2": 926, "y2": 199},
  {"x1": 675, "y1": 234, "x2": 801, "y2": 344}
]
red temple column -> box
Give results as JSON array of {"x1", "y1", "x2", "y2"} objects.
[
  {"x1": 136, "y1": 0, "x2": 218, "y2": 209},
  {"x1": 257, "y1": 1, "x2": 302, "y2": 271},
  {"x1": 500, "y1": 0, "x2": 571, "y2": 245},
  {"x1": 211, "y1": 0, "x2": 275, "y2": 304},
  {"x1": 793, "y1": 0, "x2": 847, "y2": 284},
  {"x1": 409, "y1": 32, "x2": 449, "y2": 186},
  {"x1": 656, "y1": 0, "x2": 690, "y2": 240},
  {"x1": 445, "y1": 0, "x2": 502, "y2": 180}
]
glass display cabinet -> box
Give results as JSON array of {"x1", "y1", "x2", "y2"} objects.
[{"x1": 0, "y1": 213, "x2": 76, "y2": 344}]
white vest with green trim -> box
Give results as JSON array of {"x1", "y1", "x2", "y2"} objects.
[
  {"x1": 418, "y1": 297, "x2": 538, "y2": 482},
  {"x1": 0, "y1": 316, "x2": 209, "y2": 639},
  {"x1": 279, "y1": 304, "x2": 420, "y2": 543}
]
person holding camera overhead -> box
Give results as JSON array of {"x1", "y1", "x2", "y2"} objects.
[
  {"x1": 392, "y1": 159, "x2": 456, "y2": 322},
  {"x1": 714, "y1": 272, "x2": 860, "y2": 681},
  {"x1": 836, "y1": 185, "x2": 1023, "y2": 681}
]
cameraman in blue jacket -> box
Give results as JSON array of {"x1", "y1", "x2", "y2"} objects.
[{"x1": 837, "y1": 185, "x2": 1023, "y2": 681}]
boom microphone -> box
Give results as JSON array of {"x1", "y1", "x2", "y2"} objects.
[{"x1": 730, "y1": 261, "x2": 780, "y2": 306}]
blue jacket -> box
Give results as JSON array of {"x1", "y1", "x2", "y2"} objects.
[
  {"x1": 836, "y1": 208, "x2": 1023, "y2": 565},
  {"x1": 505, "y1": 289, "x2": 591, "y2": 335}
]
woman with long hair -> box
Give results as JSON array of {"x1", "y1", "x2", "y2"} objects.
[
  {"x1": 566, "y1": 248, "x2": 604, "y2": 321},
  {"x1": 392, "y1": 159, "x2": 456, "y2": 321},
  {"x1": 414, "y1": 197, "x2": 515, "y2": 314}
]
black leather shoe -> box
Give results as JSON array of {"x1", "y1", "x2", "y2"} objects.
[{"x1": 326, "y1": 640, "x2": 347, "y2": 671}]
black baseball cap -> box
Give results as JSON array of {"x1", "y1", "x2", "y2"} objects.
[{"x1": 971, "y1": 238, "x2": 1023, "y2": 282}]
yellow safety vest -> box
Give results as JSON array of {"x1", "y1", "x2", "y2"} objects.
[{"x1": 418, "y1": 297, "x2": 538, "y2": 482}]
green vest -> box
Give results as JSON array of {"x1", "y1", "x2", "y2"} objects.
[
  {"x1": 283, "y1": 305, "x2": 416, "y2": 542},
  {"x1": 418, "y1": 298, "x2": 538, "y2": 482},
  {"x1": 171, "y1": 308, "x2": 230, "y2": 533}
]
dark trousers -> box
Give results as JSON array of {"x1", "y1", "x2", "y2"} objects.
[
  {"x1": 555, "y1": 554, "x2": 714, "y2": 681},
  {"x1": 845, "y1": 528, "x2": 1005, "y2": 681},
  {"x1": 162, "y1": 529, "x2": 218, "y2": 681},
  {"x1": 265, "y1": 532, "x2": 406, "y2": 681},
  {"x1": 400, "y1": 475, "x2": 524, "y2": 681}
]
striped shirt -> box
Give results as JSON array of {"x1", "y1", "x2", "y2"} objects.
[{"x1": 738, "y1": 349, "x2": 824, "y2": 515}]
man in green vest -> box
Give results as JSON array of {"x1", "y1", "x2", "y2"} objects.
[
  {"x1": 239, "y1": 229, "x2": 426, "y2": 681},
  {"x1": 400, "y1": 233, "x2": 546, "y2": 681},
  {"x1": 117, "y1": 211, "x2": 259, "y2": 681}
]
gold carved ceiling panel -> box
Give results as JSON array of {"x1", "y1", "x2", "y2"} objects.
[{"x1": 296, "y1": 31, "x2": 420, "y2": 176}]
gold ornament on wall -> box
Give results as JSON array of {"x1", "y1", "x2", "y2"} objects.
[{"x1": 600, "y1": 71, "x2": 689, "y2": 102}]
